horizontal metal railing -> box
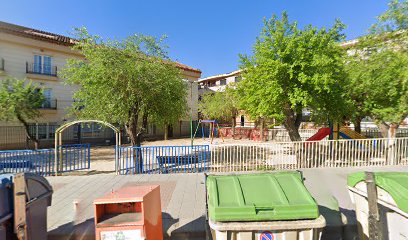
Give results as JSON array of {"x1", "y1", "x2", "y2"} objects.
[
  {"x1": 118, "y1": 145, "x2": 210, "y2": 174},
  {"x1": 210, "y1": 138, "x2": 408, "y2": 172},
  {"x1": 361, "y1": 128, "x2": 408, "y2": 138},
  {"x1": 26, "y1": 62, "x2": 57, "y2": 76}
]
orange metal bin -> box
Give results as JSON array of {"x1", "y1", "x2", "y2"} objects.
[{"x1": 94, "y1": 185, "x2": 163, "y2": 240}]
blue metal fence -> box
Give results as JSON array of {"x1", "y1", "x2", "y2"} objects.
[
  {"x1": 0, "y1": 144, "x2": 90, "y2": 176},
  {"x1": 118, "y1": 145, "x2": 210, "y2": 174}
]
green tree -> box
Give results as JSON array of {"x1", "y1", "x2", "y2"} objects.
[
  {"x1": 345, "y1": 0, "x2": 408, "y2": 137},
  {"x1": 345, "y1": 46, "x2": 408, "y2": 136},
  {"x1": 62, "y1": 28, "x2": 187, "y2": 146},
  {"x1": 370, "y1": 0, "x2": 408, "y2": 33},
  {"x1": 199, "y1": 86, "x2": 239, "y2": 134},
  {"x1": 0, "y1": 78, "x2": 45, "y2": 149},
  {"x1": 238, "y1": 12, "x2": 347, "y2": 141}
]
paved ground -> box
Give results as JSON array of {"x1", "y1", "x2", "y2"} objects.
[
  {"x1": 46, "y1": 166, "x2": 408, "y2": 240},
  {"x1": 46, "y1": 174, "x2": 206, "y2": 240}
]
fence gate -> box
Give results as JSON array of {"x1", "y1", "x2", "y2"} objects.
[
  {"x1": 54, "y1": 120, "x2": 121, "y2": 175},
  {"x1": 118, "y1": 145, "x2": 210, "y2": 174}
]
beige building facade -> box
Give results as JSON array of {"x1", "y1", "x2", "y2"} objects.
[
  {"x1": 198, "y1": 69, "x2": 242, "y2": 95},
  {"x1": 0, "y1": 21, "x2": 81, "y2": 125},
  {"x1": 198, "y1": 70, "x2": 257, "y2": 127},
  {"x1": 0, "y1": 21, "x2": 201, "y2": 147}
]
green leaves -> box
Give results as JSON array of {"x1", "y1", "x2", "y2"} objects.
[
  {"x1": 0, "y1": 78, "x2": 44, "y2": 122},
  {"x1": 370, "y1": 0, "x2": 408, "y2": 33},
  {"x1": 346, "y1": 49, "x2": 408, "y2": 124},
  {"x1": 238, "y1": 12, "x2": 347, "y2": 126},
  {"x1": 345, "y1": 0, "x2": 408, "y2": 126},
  {"x1": 199, "y1": 86, "x2": 239, "y2": 122},
  {"x1": 61, "y1": 28, "x2": 188, "y2": 140}
]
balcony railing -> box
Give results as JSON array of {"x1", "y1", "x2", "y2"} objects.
[
  {"x1": 39, "y1": 99, "x2": 57, "y2": 110},
  {"x1": 0, "y1": 58, "x2": 4, "y2": 71},
  {"x1": 26, "y1": 62, "x2": 57, "y2": 77}
]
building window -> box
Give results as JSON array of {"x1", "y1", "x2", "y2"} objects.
[
  {"x1": 220, "y1": 79, "x2": 227, "y2": 85},
  {"x1": 240, "y1": 115, "x2": 245, "y2": 126},
  {"x1": 28, "y1": 55, "x2": 56, "y2": 76},
  {"x1": 235, "y1": 76, "x2": 242, "y2": 82},
  {"x1": 28, "y1": 123, "x2": 58, "y2": 140},
  {"x1": 81, "y1": 123, "x2": 102, "y2": 133},
  {"x1": 34, "y1": 55, "x2": 52, "y2": 74},
  {"x1": 42, "y1": 88, "x2": 52, "y2": 108}
]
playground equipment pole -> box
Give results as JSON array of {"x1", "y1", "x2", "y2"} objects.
[{"x1": 190, "y1": 81, "x2": 194, "y2": 146}]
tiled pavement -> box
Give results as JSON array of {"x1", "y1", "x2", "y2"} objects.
[
  {"x1": 46, "y1": 166, "x2": 408, "y2": 240},
  {"x1": 46, "y1": 173, "x2": 206, "y2": 240}
]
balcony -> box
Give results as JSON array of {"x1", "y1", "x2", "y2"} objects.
[
  {"x1": 39, "y1": 99, "x2": 57, "y2": 110},
  {"x1": 26, "y1": 62, "x2": 57, "y2": 77}
]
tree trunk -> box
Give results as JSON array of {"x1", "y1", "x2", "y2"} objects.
[
  {"x1": 125, "y1": 112, "x2": 148, "y2": 147},
  {"x1": 125, "y1": 115, "x2": 139, "y2": 146},
  {"x1": 284, "y1": 122, "x2": 302, "y2": 141},
  {"x1": 377, "y1": 121, "x2": 399, "y2": 165},
  {"x1": 164, "y1": 124, "x2": 168, "y2": 140},
  {"x1": 354, "y1": 117, "x2": 362, "y2": 134},
  {"x1": 377, "y1": 121, "x2": 399, "y2": 138},
  {"x1": 282, "y1": 104, "x2": 302, "y2": 141},
  {"x1": 125, "y1": 112, "x2": 148, "y2": 173},
  {"x1": 17, "y1": 115, "x2": 38, "y2": 149},
  {"x1": 260, "y1": 117, "x2": 265, "y2": 142},
  {"x1": 231, "y1": 116, "x2": 236, "y2": 138}
]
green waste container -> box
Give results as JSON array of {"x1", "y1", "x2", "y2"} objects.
[
  {"x1": 348, "y1": 172, "x2": 408, "y2": 240},
  {"x1": 206, "y1": 172, "x2": 325, "y2": 240}
]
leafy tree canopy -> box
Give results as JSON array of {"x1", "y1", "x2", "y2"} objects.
[
  {"x1": 62, "y1": 28, "x2": 187, "y2": 145},
  {"x1": 0, "y1": 78, "x2": 44, "y2": 148},
  {"x1": 238, "y1": 12, "x2": 348, "y2": 141},
  {"x1": 370, "y1": 0, "x2": 408, "y2": 33},
  {"x1": 345, "y1": 0, "x2": 408, "y2": 135},
  {"x1": 199, "y1": 86, "x2": 239, "y2": 123}
]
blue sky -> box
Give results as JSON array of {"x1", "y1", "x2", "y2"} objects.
[{"x1": 1, "y1": 0, "x2": 389, "y2": 77}]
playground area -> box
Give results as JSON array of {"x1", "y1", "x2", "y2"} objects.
[
  {"x1": 1, "y1": 125, "x2": 408, "y2": 175},
  {"x1": 86, "y1": 134, "x2": 408, "y2": 174}
]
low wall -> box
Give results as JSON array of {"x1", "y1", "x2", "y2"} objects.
[{"x1": 220, "y1": 127, "x2": 268, "y2": 141}]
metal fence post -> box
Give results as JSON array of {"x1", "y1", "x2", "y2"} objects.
[{"x1": 87, "y1": 144, "x2": 91, "y2": 169}]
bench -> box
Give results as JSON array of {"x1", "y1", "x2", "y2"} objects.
[{"x1": 156, "y1": 155, "x2": 203, "y2": 173}]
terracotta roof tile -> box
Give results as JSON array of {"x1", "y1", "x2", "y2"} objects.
[
  {"x1": 0, "y1": 21, "x2": 201, "y2": 73},
  {"x1": 0, "y1": 21, "x2": 76, "y2": 46},
  {"x1": 174, "y1": 62, "x2": 201, "y2": 73}
]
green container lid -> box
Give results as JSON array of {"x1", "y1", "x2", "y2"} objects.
[
  {"x1": 206, "y1": 172, "x2": 319, "y2": 222},
  {"x1": 348, "y1": 172, "x2": 408, "y2": 213}
]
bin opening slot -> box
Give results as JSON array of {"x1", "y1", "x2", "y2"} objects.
[
  {"x1": 255, "y1": 207, "x2": 276, "y2": 215},
  {"x1": 96, "y1": 202, "x2": 142, "y2": 225}
]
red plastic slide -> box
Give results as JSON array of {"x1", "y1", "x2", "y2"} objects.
[{"x1": 306, "y1": 128, "x2": 331, "y2": 141}]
